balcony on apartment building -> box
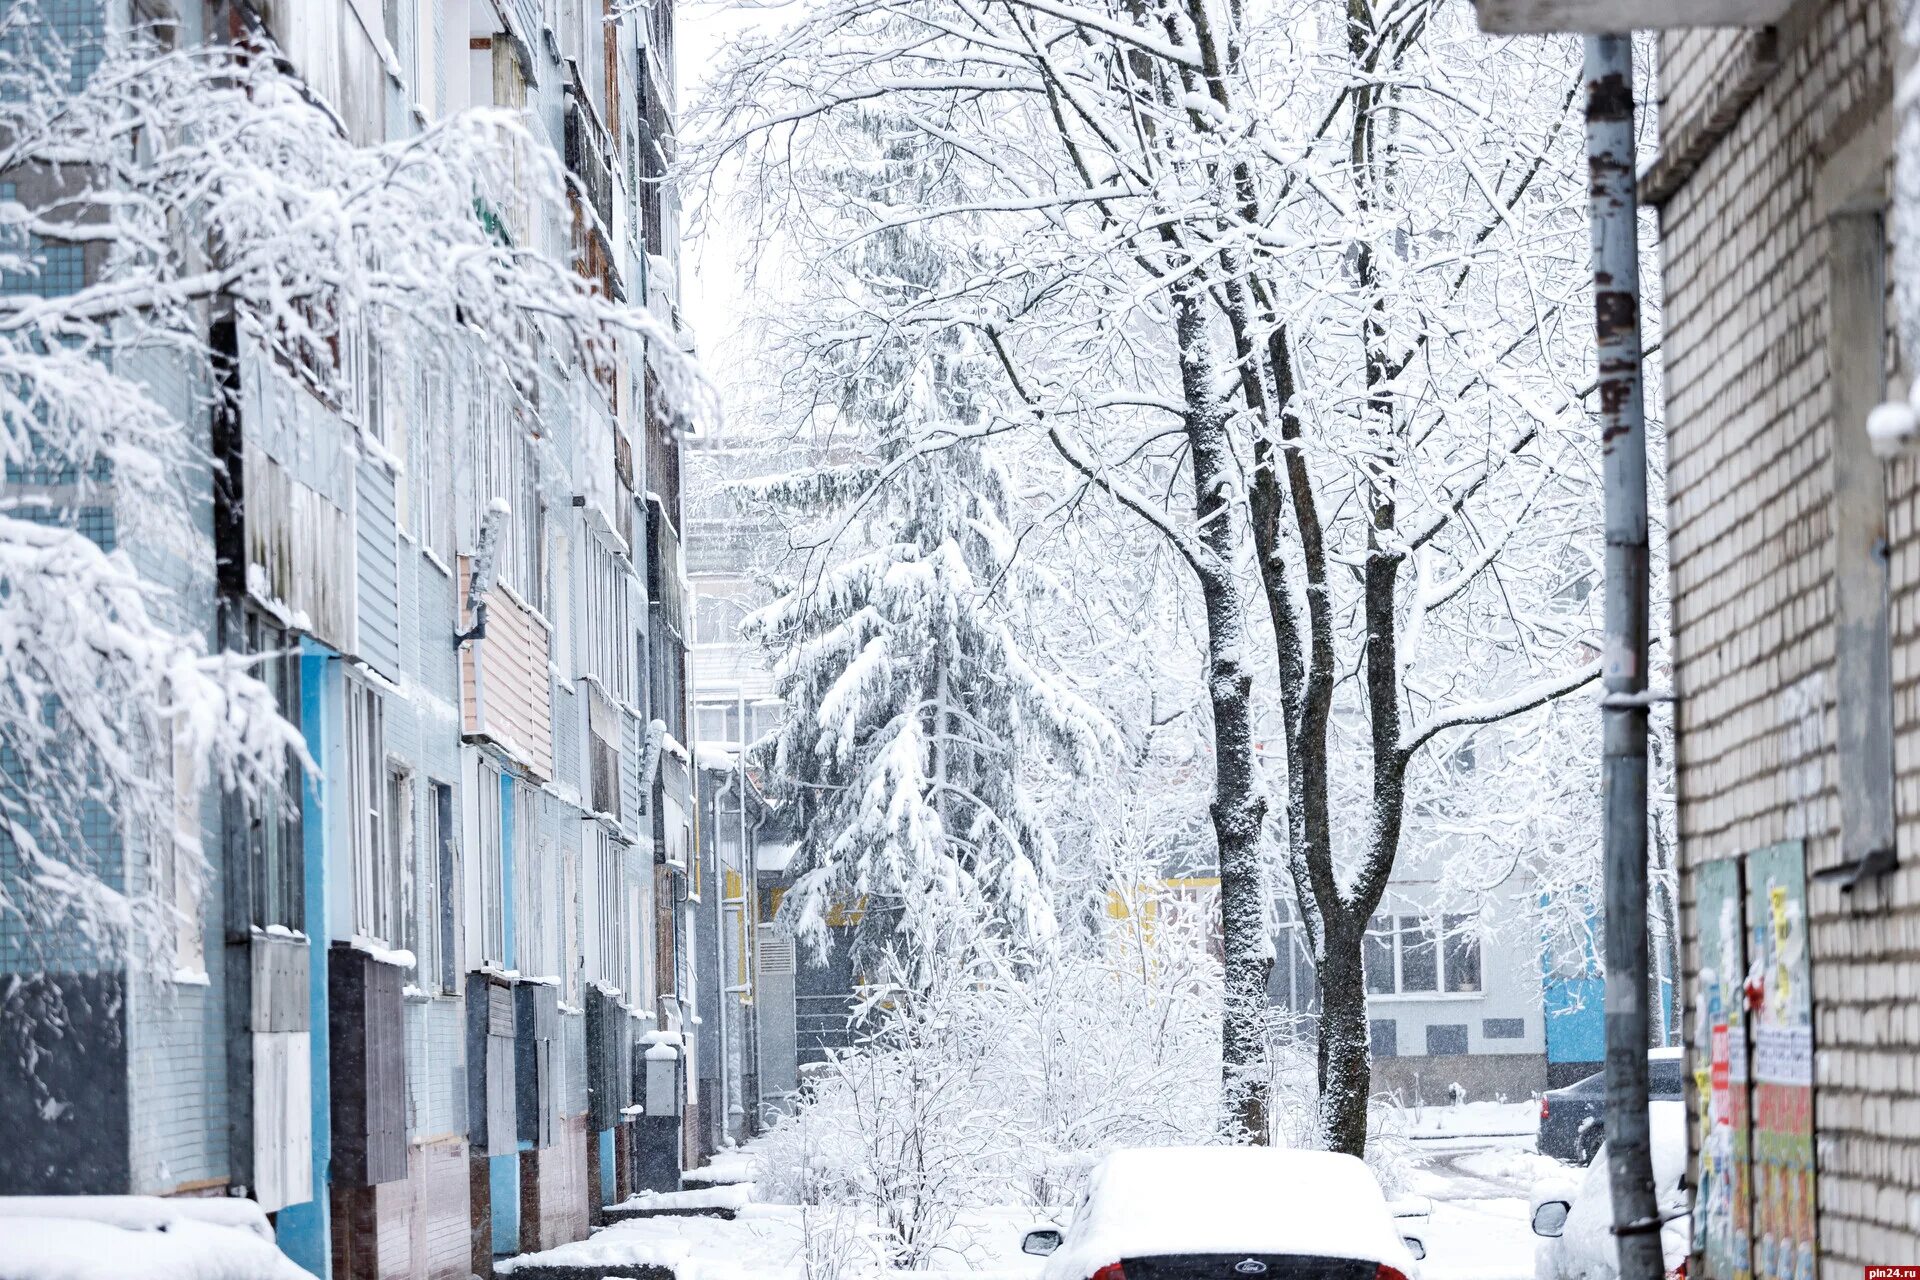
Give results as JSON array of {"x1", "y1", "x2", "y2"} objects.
[
  {"x1": 458, "y1": 556, "x2": 556, "y2": 783},
  {"x1": 565, "y1": 66, "x2": 626, "y2": 299}
]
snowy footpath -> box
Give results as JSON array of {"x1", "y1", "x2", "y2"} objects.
[
  {"x1": 1399, "y1": 1101, "x2": 1563, "y2": 1280},
  {"x1": 500, "y1": 1110, "x2": 1560, "y2": 1280}
]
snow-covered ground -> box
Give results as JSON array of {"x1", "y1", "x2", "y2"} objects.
[
  {"x1": 498, "y1": 1202, "x2": 1048, "y2": 1279},
  {"x1": 679, "y1": 1149, "x2": 757, "y2": 1187},
  {"x1": 1404, "y1": 1120, "x2": 1565, "y2": 1280},
  {"x1": 505, "y1": 1124, "x2": 1564, "y2": 1280},
  {"x1": 610, "y1": 1182, "x2": 757, "y2": 1214},
  {"x1": 1395, "y1": 1099, "x2": 1540, "y2": 1142}
]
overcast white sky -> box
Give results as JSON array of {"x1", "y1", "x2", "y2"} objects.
[{"x1": 674, "y1": 0, "x2": 792, "y2": 409}]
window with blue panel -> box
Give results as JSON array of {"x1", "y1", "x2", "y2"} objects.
[
  {"x1": 6, "y1": 503, "x2": 114, "y2": 552},
  {"x1": 0, "y1": 0, "x2": 105, "y2": 92},
  {"x1": 2, "y1": 169, "x2": 110, "y2": 541},
  {"x1": 0, "y1": 237, "x2": 83, "y2": 297}
]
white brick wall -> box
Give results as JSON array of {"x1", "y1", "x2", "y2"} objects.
[{"x1": 1658, "y1": 1, "x2": 1920, "y2": 1271}]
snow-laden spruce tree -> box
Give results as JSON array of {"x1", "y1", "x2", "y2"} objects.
[
  {"x1": 742, "y1": 108, "x2": 1108, "y2": 975},
  {"x1": 0, "y1": 7, "x2": 691, "y2": 977},
  {"x1": 694, "y1": 0, "x2": 1615, "y2": 1151}
]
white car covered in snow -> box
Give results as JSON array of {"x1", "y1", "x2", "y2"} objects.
[
  {"x1": 1020, "y1": 1146, "x2": 1426, "y2": 1280},
  {"x1": 0, "y1": 1195, "x2": 311, "y2": 1280},
  {"x1": 1530, "y1": 1100, "x2": 1690, "y2": 1280}
]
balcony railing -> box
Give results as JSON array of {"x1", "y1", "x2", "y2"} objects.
[{"x1": 564, "y1": 81, "x2": 616, "y2": 238}]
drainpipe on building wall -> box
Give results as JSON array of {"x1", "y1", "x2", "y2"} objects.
[
  {"x1": 1583, "y1": 34, "x2": 1663, "y2": 1280},
  {"x1": 733, "y1": 688, "x2": 755, "y2": 1139},
  {"x1": 732, "y1": 692, "x2": 749, "y2": 1141},
  {"x1": 712, "y1": 764, "x2": 735, "y2": 1149}
]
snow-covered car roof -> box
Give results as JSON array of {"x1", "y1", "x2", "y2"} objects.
[
  {"x1": 0, "y1": 1196, "x2": 310, "y2": 1280},
  {"x1": 1044, "y1": 1146, "x2": 1418, "y2": 1279}
]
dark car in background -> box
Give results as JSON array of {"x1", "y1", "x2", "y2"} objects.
[{"x1": 1538, "y1": 1048, "x2": 1684, "y2": 1164}]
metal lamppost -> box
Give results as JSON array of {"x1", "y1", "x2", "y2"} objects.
[{"x1": 1583, "y1": 33, "x2": 1664, "y2": 1280}]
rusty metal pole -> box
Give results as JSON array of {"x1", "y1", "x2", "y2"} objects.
[{"x1": 1584, "y1": 32, "x2": 1663, "y2": 1280}]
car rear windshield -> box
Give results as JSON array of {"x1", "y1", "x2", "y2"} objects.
[{"x1": 1123, "y1": 1256, "x2": 1380, "y2": 1279}]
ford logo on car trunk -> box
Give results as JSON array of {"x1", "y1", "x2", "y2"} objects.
[{"x1": 1232, "y1": 1262, "x2": 1267, "y2": 1275}]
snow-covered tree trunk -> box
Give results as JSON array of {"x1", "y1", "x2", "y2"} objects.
[{"x1": 1173, "y1": 280, "x2": 1272, "y2": 1141}]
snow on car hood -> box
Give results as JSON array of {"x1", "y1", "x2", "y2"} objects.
[{"x1": 1045, "y1": 1147, "x2": 1417, "y2": 1279}]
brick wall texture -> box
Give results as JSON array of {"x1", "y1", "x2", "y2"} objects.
[{"x1": 1657, "y1": 1, "x2": 1920, "y2": 1271}]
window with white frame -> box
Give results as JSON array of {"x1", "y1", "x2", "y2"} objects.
[
  {"x1": 561, "y1": 831, "x2": 581, "y2": 1003},
  {"x1": 550, "y1": 525, "x2": 572, "y2": 679},
  {"x1": 345, "y1": 680, "x2": 396, "y2": 946},
  {"x1": 388, "y1": 359, "x2": 410, "y2": 530},
  {"x1": 243, "y1": 614, "x2": 303, "y2": 930},
  {"x1": 478, "y1": 384, "x2": 539, "y2": 600},
  {"x1": 339, "y1": 312, "x2": 385, "y2": 447},
  {"x1": 592, "y1": 826, "x2": 623, "y2": 993},
  {"x1": 408, "y1": 0, "x2": 437, "y2": 110},
  {"x1": 748, "y1": 701, "x2": 783, "y2": 747},
  {"x1": 524, "y1": 482, "x2": 550, "y2": 620},
  {"x1": 583, "y1": 532, "x2": 633, "y2": 703},
  {"x1": 387, "y1": 764, "x2": 416, "y2": 956},
  {"x1": 693, "y1": 593, "x2": 751, "y2": 645},
  {"x1": 427, "y1": 780, "x2": 458, "y2": 994},
  {"x1": 159, "y1": 709, "x2": 205, "y2": 976},
  {"x1": 695, "y1": 701, "x2": 737, "y2": 747},
  {"x1": 513, "y1": 795, "x2": 560, "y2": 981},
  {"x1": 1270, "y1": 896, "x2": 1319, "y2": 1016},
  {"x1": 475, "y1": 758, "x2": 507, "y2": 968},
  {"x1": 1364, "y1": 913, "x2": 1481, "y2": 997},
  {"x1": 417, "y1": 365, "x2": 454, "y2": 567}
]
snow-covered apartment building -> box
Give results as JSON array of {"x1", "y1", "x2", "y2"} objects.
[
  {"x1": 1266, "y1": 857, "x2": 1607, "y2": 1103},
  {"x1": 685, "y1": 462, "x2": 814, "y2": 1130},
  {"x1": 1476, "y1": 0, "x2": 1919, "y2": 1272},
  {"x1": 0, "y1": 2, "x2": 718, "y2": 1277}
]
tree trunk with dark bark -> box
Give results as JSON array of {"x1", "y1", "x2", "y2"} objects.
[
  {"x1": 1315, "y1": 918, "x2": 1372, "y2": 1157},
  {"x1": 1173, "y1": 281, "x2": 1273, "y2": 1142}
]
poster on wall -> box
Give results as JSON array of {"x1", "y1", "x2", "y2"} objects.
[
  {"x1": 1744, "y1": 841, "x2": 1816, "y2": 1280},
  {"x1": 1694, "y1": 856, "x2": 1751, "y2": 1280}
]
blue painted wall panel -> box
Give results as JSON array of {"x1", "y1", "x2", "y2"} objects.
[
  {"x1": 1543, "y1": 976, "x2": 1606, "y2": 1066},
  {"x1": 490, "y1": 1152, "x2": 520, "y2": 1255},
  {"x1": 598, "y1": 1128, "x2": 616, "y2": 1204},
  {"x1": 277, "y1": 645, "x2": 336, "y2": 1277}
]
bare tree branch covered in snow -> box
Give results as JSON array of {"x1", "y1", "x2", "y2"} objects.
[
  {"x1": 691, "y1": 0, "x2": 1620, "y2": 1152},
  {"x1": 0, "y1": 6, "x2": 699, "y2": 982}
]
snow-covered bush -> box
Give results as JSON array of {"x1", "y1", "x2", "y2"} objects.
[{"x1": 757, "y1": 900, "x2": 1411, "y2": 1266}]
